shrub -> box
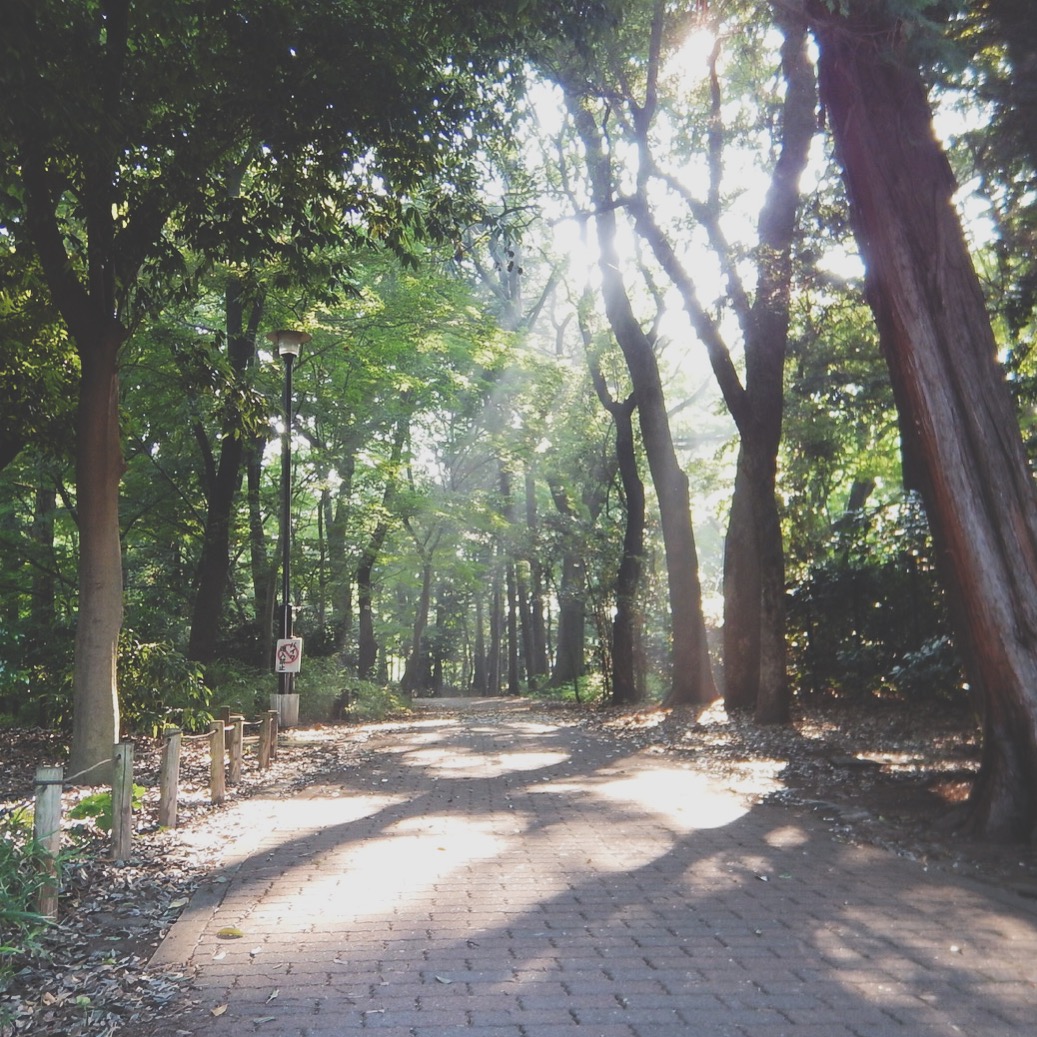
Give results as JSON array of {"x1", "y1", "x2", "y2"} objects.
[
  {"x1": 118, "y1": 634, "x2": 213, "y2": 734},
  {"x1": 0, "y1": 811, "x2": 53, "y2": 996},
  {"x1": 66, "y1": 785, "x2": 146, "y2": 836}
]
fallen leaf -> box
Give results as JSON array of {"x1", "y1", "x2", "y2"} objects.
[
  {"x1": 211, "y1": 1004, "x2": 228, "y2": 1017},
  {"x1": 216, "y1": 926, "x2": 244, "y2": 939}
]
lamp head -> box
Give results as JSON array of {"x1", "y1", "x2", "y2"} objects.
[{"x1": 266, "y1": 329, "x2": 311, "y2": 358}]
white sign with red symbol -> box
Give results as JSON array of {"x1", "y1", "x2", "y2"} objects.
[{"x1": 275, "y1": 637, "x2": 303, "y2": 673}]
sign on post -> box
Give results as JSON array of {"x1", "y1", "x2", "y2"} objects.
[{"x1": 275, "y1": 637, "x2": 303, "y2": 673}]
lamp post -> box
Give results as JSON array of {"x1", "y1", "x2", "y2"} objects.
[{"x1": 267, "y1": 329, "x2": 311, "y2": 709}]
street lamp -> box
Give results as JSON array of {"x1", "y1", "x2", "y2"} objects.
[{"x1": 267, "y1": 329, "x2": 311, "y2": 714}]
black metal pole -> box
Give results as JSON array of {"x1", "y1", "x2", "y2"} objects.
[{"x1": 280, "y1": 351, "x2": 294, "y2": 695}]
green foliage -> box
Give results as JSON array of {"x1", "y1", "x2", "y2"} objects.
[
  {"x1": 203, "y1": 661, "x2": 270, "y2": 720},
  {"x1": 333, "y1": 678, "x2": 412, "y2": 724},
  {"x1": 531, "y1": 673, "x2": 608, "y2": 706},
  {"x1": 117, "y1": 635, "x2": 213, "y2": 736},
  {"x1": 0, "y1": 813, "x2": 53, "y2": 994},
  {"x1": 289, "y1": 656, "x2": 404, "y2": 724},
  {"x1": 66, "y1": 785, "x2": 145, "y2": 836},
  {"x1": 787, "y1": 494, "x2": 966, "y2": 702}
]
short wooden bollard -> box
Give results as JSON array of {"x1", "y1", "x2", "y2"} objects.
[
  {"x1": 258, "y1": 711, "x2": 274, "y2": 769},
  {"x1": 227, "y1": 717, "x2": 242, "y2": 779},
  {"x1": 158, "y1": 728, "x2": 182, "y2": 828},
  {"x1": 209, "y1": 721, "x2": 226, "y2": 805},
  {"x1": 33, "y1": 765, "x2": 63, "y2": 919},
  {"x1": 227, "y1": 714, "x2": 245, "y2": 784},
  {"x1": 267, "y1": 709, "x2": 279, "y2": 762},
  {"x1": 111, "y1": 740, "x2": 134, "y2": 861}
]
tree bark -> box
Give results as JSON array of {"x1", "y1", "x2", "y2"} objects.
[
  {"x1": 810, "y1": 0, "x2": 1037, "y2": 839},
  {"x1": 547, "y1": 480, "x2": 588, "y2": 686},
  {"x1": 607, "y1": 394, "x2": 647, "y2": 706},
  {"x1": 524, "y1": 471, "x2": 551, "y2": 683},
  {"x1": 722, "y1": 455, "x2": 761, "y2": 710},
  {"x1": 29, "y1": 481, "x2": 58, "y2": 639},
  {"x1": 187, "y1": 275, "x2": 262, "y2": 663},
  {"x1": 356, "y1": 417, "x2": 408, "y2": 680},
  {"x1": 70, "y1": 332, "x2": 124, "y2": 781},
  {"x1": 586, "y1": 343, "x2": 646, "y2": 706}
]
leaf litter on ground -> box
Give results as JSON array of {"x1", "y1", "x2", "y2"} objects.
[{"x1": 3, "y1": 696, "x2": 1037, "y2": 1037}]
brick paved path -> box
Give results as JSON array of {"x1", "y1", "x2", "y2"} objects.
[{"x1": 147, "y1": 698, "x2": 1037, "y2": 1036}]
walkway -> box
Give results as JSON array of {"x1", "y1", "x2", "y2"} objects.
[{"x1": 145, "y1": 698, "x2": 1037, "y2": 1036}]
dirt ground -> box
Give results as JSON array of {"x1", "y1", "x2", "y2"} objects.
[{"x1": 2, "y1": 694, "x2": 1036, "y2": 1036}]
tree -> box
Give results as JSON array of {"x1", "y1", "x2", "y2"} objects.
[
  {"x1": 617, "y1": 0, "x2": 815, "y2": 720},
  {"x1": 562, "y1": 76, "x2": 717, "y2": 707},
  {"x1": 0, "y1": 0, "x2": 512, "y2": 775},
  {"x1": 808, "y1": 0, "x2": 1037, "y2": 840}
]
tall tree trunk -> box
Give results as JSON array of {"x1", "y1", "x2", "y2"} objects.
[
  {"x1": 722, "y1": 455, "x2": 761, "y2": 710},
  {"x1": 187, "y1": 275, "x2": 262, "y2": 663},
  {"x1": 810, "y1": 0, "x2": 1037, "y2": 839},
  {"x1": 567, "y1": 94, "x2": 717, "y2": 706},
  {"x1": 245, "y1": 431, "x2": 277, "y2": 668},
  {"x1": 400, "y1": 521, "x2": 441, "y2": 693},
  {"x1": 401, "y1": 558, "x2": 433, "y2": 693},
  {"x1": 70, "y1": 331, "x2": 124, "y2": 780},
  {"x1": 356, "y1": 417, "x2": 407, "y2": 680},
  {"x1": 327, "y1": 454, "x2": 356, "y2": 653},
  {"x1": 505, "y1": 562, "x2": 521, "y2": 694},
  {"x1": 524, "y1": 471, "x2": 551, "y2": 683},
  {"x1": 472, "y1": 591, "x2": 488, "y2": 694},
  {"x1": 587, "y1": 342, "x2": 646, "y2": 706},
  {"x1": 515, "y1": 560, "x2": 537, "y2": 689},
  {"x1": 29, "y1": 481, "x2": 57, "y2": 638},
  {"x1": 488, "y1": 563, "x2": 503, "y2": 695},
  {"x1": 628, "y1": 5, "x2": 814, "y2": 719},
  {"x1": 547, "y1": 479, "x2": 587, "y2": 686},
  {"x1": 608, "y1": 394, "x2": 646, "y2": 706}
]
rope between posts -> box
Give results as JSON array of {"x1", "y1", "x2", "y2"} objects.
[{"x1": 60, "y1": 760, "x2": 115, "y2": 785}]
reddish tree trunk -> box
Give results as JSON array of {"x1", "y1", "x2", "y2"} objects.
[
  {"x1": 70, "y1": 333, "x2": 125, "y2": 780},
  {"x1": 811, "y1": 0, "x2": 1037, "y2": 839}
]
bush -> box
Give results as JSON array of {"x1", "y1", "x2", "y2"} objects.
[
  {"x1": 786, "y1": 494, "x2": 966, "y2": 702},
  {"x1": 202, "y1": 660, "x2": 269, "y2": 719},
  {"x1": 292, "y1": 657, "x2": 410, "y2": 723},
  {"x1": 118, "y1": 634, "x2": 213, "y2": 734},
  {"x1": 0, "y1": 811, "x2": 53, "y2": 996}
]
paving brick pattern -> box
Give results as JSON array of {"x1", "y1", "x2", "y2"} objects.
[{"x1": 145, "y1": 699, "x2": 1037, "y2": 1036}]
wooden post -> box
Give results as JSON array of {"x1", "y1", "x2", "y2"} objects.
[
  {"x1": 220, "y1": 706, "x2": 233, "y2": 749},
  {"x1": 158, "y1": 728, "x2": 182, "y2": 828},
  {"x1": 268, "y1": 708, "x2": 279, "y2": 761},
  {"x1": 111, "y1": 740, "x2": 134, "y2": 861},
  {"x1": 259, "y1": 711, "x2": 273, "y2": 770},
  {"x1": 33, "y1": 765, "x2": 63, "y2": 919},
  {"x1": 228, "y1": 714, "x2": 244, "y2": 784},
  {"x1": 210, "y1": 721, "x2": 226, "y2": 805}
]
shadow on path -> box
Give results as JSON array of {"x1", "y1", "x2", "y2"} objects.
[{"x1": 138, "y1": 697, "x2": 1037, "y2": 1037}]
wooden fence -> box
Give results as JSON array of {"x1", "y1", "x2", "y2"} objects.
[{"x1": 31, "y1": 708, "x2": 280, "y2": 919}]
